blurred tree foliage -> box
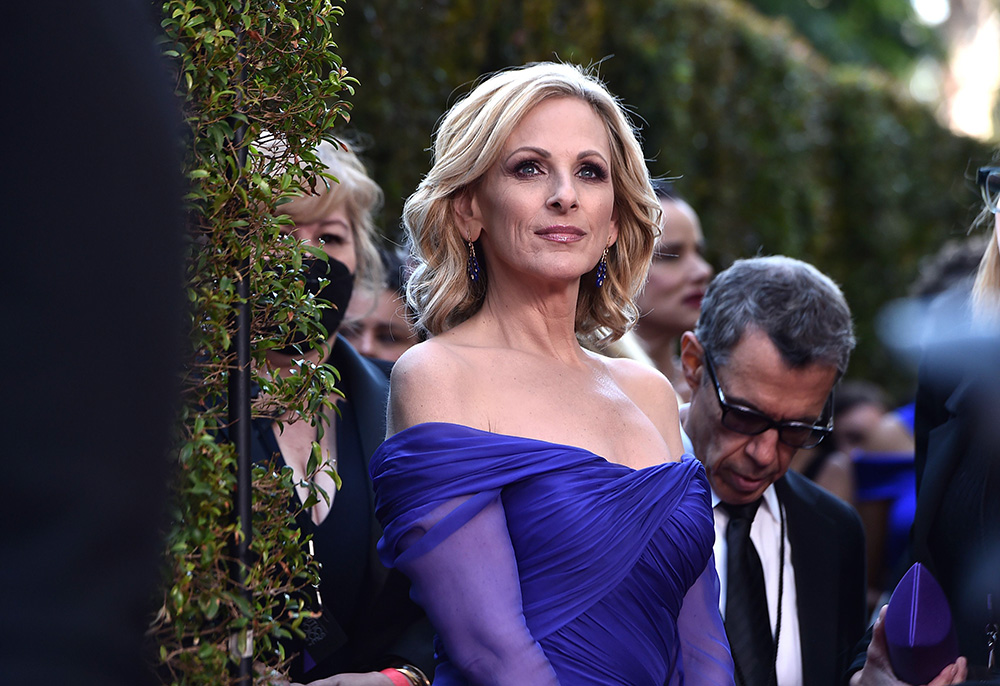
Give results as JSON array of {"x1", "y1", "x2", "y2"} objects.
[
  {"x1": 743, "y1": 0, "x2": 942, "y2": 77},
  {"x1": 337, "y1": 0, "x2": 991, "y2": 398}
]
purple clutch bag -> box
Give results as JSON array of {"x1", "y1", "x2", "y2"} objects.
[{"x1": 884, "y1": 562, "x2": 960, "y2": 684}]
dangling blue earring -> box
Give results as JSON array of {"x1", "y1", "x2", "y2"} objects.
[
  {"x1": 595, "y1": 247, "x2": 609, "y2": 288},
  {"x1": 466, "y1": 238, "x2": 480, "y2": 282}
]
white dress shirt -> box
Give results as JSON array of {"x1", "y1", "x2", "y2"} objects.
[{"x1": 681, "y1": 415, "x2": 804, "y2": 686}]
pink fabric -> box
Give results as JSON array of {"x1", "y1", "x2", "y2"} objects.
[{"x1": 380, "y1": 669, "x2": 413, "y2": 686}]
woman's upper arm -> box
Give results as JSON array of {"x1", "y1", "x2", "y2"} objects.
[
  {"x1": 392, "y1": 493, "x2": 559, "y2": 686},
  {"x1": 386, "y1": 342, "x2": 466, "y2": 435}
]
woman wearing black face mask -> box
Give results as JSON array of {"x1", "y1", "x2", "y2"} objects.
[{"x1": 251, "y1": 141, "x2": 435, "y2": 686}]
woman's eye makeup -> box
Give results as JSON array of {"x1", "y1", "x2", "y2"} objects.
[
  {"x1": 511, "y1": 159, "x2": 542, "y2": 177},
  {"x1": 319, "y1": 233, "x2": 346, "y2": 245},
  {"x1": 578, "y1": 162, "x2": 608, "y2": 181},
  {"x1": 508, "y1": 158, "x2": 608, "y2": 181}
]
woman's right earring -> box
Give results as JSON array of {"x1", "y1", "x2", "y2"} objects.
[{"x1": 466, "y1": 240, "x2": 480, "y2": 282}]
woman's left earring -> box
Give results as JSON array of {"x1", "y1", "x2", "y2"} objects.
[
  {"x1": 595, "y1": 247, "x2": 609, "y2": 288},
  {"x1": 466, "y1": 239, "x2": 480, "y2": 282}
]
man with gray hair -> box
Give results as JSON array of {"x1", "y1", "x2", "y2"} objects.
[{"x1": 679, "y1": 256, "x2": 866, "y2": 686}]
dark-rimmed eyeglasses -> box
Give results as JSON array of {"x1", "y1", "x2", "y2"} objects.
[
  {"x1": 702, "y1": 350, "x2": 832, "y2": 449},
  {"x1": 979, "y1": 166, "x2": 1000, "y2": 215}
]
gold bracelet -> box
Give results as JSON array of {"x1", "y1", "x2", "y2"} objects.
[{"x1": 394, "y1": 664, "x2": 431, "y2": 686}]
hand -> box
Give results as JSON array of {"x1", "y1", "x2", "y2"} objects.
[
  {"x1": 851, "y1": 606, "x2": 968, "y2": 686},
  {"x1": 293, "y1": 672, "x2": 395, "y2": 686}
]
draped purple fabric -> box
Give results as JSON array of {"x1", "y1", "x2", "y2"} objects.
[{"x1": 371, "y1": 422, "x2": 734, "y2": 685}]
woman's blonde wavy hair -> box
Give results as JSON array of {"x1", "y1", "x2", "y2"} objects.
[{"x1": 402, "y1": 62, "x2": 660, "y2": 345}]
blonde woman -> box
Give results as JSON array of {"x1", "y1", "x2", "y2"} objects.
[
  {"x1": 253, "y1": 141, "x2": 434, "y2": 686},
  {"x1": 972, "y1": 165, "x2": 1000, "y2": 317},
  {"x1": 369, "y1": 63, "x2": 733, "y2": 685}
]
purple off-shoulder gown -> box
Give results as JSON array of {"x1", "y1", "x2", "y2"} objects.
[{"x1": 371, "y1": 422, "x2": 734, "y2": 685}]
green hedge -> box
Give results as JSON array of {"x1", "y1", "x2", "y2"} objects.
[
  {"x1": 337, "y1": 0, "x2": 992, "y2": 396},
  {"x1": 154, "y1": 0, "x2": 354, "y2": 682}
]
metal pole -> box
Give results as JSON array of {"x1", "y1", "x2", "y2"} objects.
[
  {"x1": 228, "y1": 1, "x2": 252, "y2": 681},
  {"x1": 228, "y1": 252, "x2": 253, "y2": 684}
]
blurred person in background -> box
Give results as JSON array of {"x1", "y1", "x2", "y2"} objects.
[
  {"x1": 791, "y1": 379, "x2": 914, "y2": 502},
  {"x1": 343, "y1": 246, "x2": 419, "y2": 364},
  {"x1": 793, "y1": 380, "x2": 915, "y2": 614},
  {"x1": 634, "y1": 180, "x2": 713, "y2": 402},
  {"x1": 254, "y1": 141, "x2": 434, "y2": 686},
  {"x1": 849, "y1": 162, "x2": 1000, "y2": 685},
  {"x1": 877, "y1": 232, "x2": 991, "y2": 373}
]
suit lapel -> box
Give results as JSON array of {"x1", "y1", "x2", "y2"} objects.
[
  {"x1": 910, "y1": 378, "x2": 972, "y2": 568},
  {"x1": 329, "y1": 336, "x2": 392, "y2": 588},
  {"x1": 331, "y1": 336, "x2": 390, "y2": 462},
  {"x1": 777, "y1": 473, "x2": 837, "y2": 686}
]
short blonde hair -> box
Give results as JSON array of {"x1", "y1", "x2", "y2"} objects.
[
  {"x1": 282, "y1": 140, "x2": 384, "y2": 294},
  {"x1": 403, "y1": 62, "x2": 660, "y2": 345}
]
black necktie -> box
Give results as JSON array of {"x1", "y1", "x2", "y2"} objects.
[{"x1": 722, "y1": 499, "x2": 777, "y2": 686}]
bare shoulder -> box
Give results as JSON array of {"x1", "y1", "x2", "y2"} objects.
[
  {"x1": 387, "y1": 338, "x2": 470, "y2": 433},
  {"x1": 603, "y1": 356, "x2": 676, "y2": 408},
  {"x1": 601, "y1": 356, "x2": 684, "y2": 459}
]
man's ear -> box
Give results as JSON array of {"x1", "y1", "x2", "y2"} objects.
[
  {"x1": 452, "y1": 189, "x2": 483, "y2": 243},
  {"x1": 680, "y1": 331, "x2": 705, "y2": 391}
]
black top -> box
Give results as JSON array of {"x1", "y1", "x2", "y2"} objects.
[
  {"x1": 249, "y1": 337, "x2": 435, "y2": 680},
  {"x1": 912, "y1": 332, "x2": 1000, "y2": 672},
  {"x1": 848, "y1": 330, "x2": 1000, "y2": 682}
]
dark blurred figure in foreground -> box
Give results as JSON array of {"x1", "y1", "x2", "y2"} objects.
[
  {"x1": 849, "y1": 165, "x2": 1000, "y2": 684},
  {"x1": 0, "y1": 3, "x2": 183, "y2": 686}
]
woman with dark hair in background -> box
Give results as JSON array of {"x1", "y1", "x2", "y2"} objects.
[
  {"x1": 344, "y1": 246, "x2": 419, "y2": 364},
  {"x1": 634, "y1": 181, "x2": 713, "y2": 402}
]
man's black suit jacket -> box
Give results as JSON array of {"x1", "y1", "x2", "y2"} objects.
[
  {"x1": 775, "y1": 470, "x2": 867, "y2": 686},
  {"x1": 907, "y1": 333, "x2": 1000, "y2": 674}
]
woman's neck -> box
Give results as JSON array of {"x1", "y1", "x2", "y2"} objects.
[{"x1": 470, "y1": 281, "x2": 585, "y2": 362}]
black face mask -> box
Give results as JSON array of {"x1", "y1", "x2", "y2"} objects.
[{"x1": 273, "y1": 256, "x2": 354, "y2": 356}]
